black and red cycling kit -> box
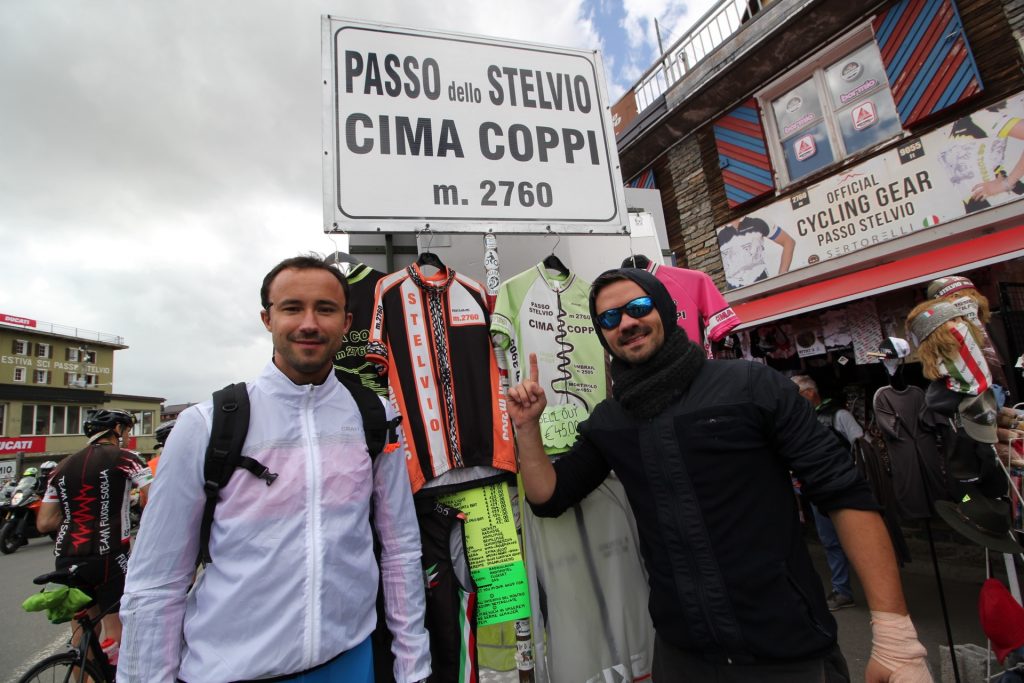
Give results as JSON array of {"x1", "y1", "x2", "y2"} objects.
[{"x1": 44, "y1": 442, "x2": 152, "y2": 603}]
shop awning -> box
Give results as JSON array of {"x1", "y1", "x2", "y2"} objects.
[{"x1": 732, "y1": 225, "x2": 1024, "y2": 329}]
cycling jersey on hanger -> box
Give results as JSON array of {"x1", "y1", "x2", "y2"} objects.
[
  {"x1": 644, "y1": 262, "x2": 739, "y2": 353},
  {"x1": 491, "y1": 265, "x2": 607, "y2": 454},
  {"x1": 334, "y1": 262, "x2": 388, "y2": 397},
  {"x1": 367, "y1": 263, "x2": 516, "y2": 493}
]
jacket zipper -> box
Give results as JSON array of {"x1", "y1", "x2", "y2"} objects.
[
  {"x1": 652, "y1": 416, "x2": 733, "y2": 664},
  {"x1": 303, "y1": 384, "x2": 321, "y2": 668}
]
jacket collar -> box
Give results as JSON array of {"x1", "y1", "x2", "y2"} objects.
[{"x1": 258, "y1": 360, "x2": 341, "y2": 406}]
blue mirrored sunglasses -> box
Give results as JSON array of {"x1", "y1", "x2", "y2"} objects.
[{"x1": 596, "y1": 296, "x2": 655, "y2": 330}]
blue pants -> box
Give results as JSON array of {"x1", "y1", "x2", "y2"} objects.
[
  {"x1": 278, "y1": 638, "x2": 373, "y2": 683},
  {"x1": 812, "y1": 504, "x2": 851, "y2": 598}
]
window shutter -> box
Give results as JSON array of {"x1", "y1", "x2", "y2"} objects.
[
  {"x1": 873, "y1": 0, "x2": 982, "y2": 128},
  {"x1": 713, "y1": 99, "x2": 775, "y2": 208}
]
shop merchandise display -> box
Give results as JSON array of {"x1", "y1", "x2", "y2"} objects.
[
  {"x1": 367, "y1": 261, "x2": 517, "y2": 494},
  {"x1": 333, "y1": 261, "x2": 388, "y2": 396},
  {"x1": 906, "y1": 301, "x2": 1023, "y2": 554},
  {"x1": 872, "y1": 383, "x2": 951, "y2": 520},
  {"x1": 492, "y1": 263, "x2": 655, "y2": 682},
  {"x1": 927, "y1": 275, "x2": 1012, "y2": 402},
  {"x1": 622, "y1": 255, "x2": 740, "y2": 356}
]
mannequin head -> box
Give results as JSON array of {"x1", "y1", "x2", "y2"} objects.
[
  {"x1": 926, "y1": 275, "x2": 991, "y2": 325},
  {"x1": 906, "y1": 300, "x2": 986, "y2": 382}
]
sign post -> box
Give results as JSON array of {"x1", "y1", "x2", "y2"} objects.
[{"x1": 322, "y1": 16, "x2": 626, "y2": 235}]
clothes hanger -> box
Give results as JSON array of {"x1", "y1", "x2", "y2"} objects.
[
  {"x1": 542, "y1": 229, "x2": 569, "y2": 277},
  {"x1": 324, "y1": 237, "x2": 359, "y2": 275},
  {"x1": 416, "y1": 228, "x2": 446, "y2": 272}
]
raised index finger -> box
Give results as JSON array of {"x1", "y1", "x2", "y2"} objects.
[{"x1": 529, "y1": 353, "x2": 540, "y2": 383}]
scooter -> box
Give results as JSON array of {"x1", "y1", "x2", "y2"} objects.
[{"x1": 0, "y1": 474, "x2": 46, "y2": 554}]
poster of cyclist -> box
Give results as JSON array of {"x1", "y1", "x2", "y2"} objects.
[{"x1": 715, "y1": 91, "x2": 1024, "y2": 290}]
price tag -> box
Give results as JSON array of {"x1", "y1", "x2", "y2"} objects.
[
  {"x1": 539, "y1": 403, "x2": 584, "y2": 451},
  {"x1": 439, "y1": 482, "x2": 531, "y2": 626}
]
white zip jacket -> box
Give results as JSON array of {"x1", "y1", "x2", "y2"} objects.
[{"x1": 119, "y1": 361, "x2": 430, "y2": 682}]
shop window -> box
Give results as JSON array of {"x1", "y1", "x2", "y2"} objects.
[
  {"x1": 13, "y1": 367, "x2": 26, "y2": 383},
  {"x1": 12, "y1": 339, "x2": 30, "y2": 355},
  {"x1": 759, "y1": 30, "x2": 903, "y2": 186},
  {"x1": 34, "y1": 405, "x2": 50, "y2": 436},
  {"x1": 50, "y1": 405, "x2": 65, "y2": 435},
  {"x1": 132, "y1": 410, "x2": 154, "y2": 436},
  {"x1": 20, "y1": 404, "x2": 85, "y2": 435},
  {"x1": 35, "y1": 343, "x2": 51, "y2": 359},
  {"x1": 66, "y1": 373, "x2": 98, "y2": 388}
]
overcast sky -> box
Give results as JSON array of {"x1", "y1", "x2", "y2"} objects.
[{"x1": 0, "y1": 0, "x2": 715, "y2": 405}]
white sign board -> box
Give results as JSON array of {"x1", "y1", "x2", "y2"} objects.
[
  {"x1": 322, "y1": 16, "x2": 627, "y2": 234},
  {"x1": 0, "y1": 460, "x2": 15, "y2": 479}
]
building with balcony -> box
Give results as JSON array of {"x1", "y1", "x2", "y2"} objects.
[
  {"x1": 0, "y1": 312, "x2": 164, "y2": 475},
  {"x1": 613, "y1": 0, "x2": 1024, "y2": 406}
]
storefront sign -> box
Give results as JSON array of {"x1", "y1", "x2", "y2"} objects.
[
  {"x1": 0, "y1": 437, "x2": 46, "y2": 454},
  {"x1": 716, "y1": 92, "x2": 1024, "y2": 290},
  {"x1": 0, "y1": 460, "x2": 16, "y2": 478},
  {"x1": 1, "y1": 313, "x2": 36, "y2": 327},
  {"x1": 322, "y1": 16, "x2": 626, "y2": 234}
]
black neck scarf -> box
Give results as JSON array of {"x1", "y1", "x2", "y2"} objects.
[{"x1": 610, "y1": 328, "x2": 706, "y2": 420}]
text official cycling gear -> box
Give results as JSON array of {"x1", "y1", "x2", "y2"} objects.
[{"x1": 596, "y1": 296, "x2": 655, "y2": 330}]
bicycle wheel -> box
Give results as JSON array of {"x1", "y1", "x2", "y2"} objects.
[{"x1": 17, "y1": 650, "x2": 107, "y2": 683}]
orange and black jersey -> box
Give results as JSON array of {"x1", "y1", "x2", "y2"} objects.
[
  {"x1": 367, "y1": 264, "x2": 516, "y2": 493},
  {"x1": 44, "y1": 443, "x2": 152, "y2": 560}
]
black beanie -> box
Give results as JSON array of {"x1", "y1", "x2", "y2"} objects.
[{"x1": 588, "y1": 268, "x2": 682, "y2": 353}]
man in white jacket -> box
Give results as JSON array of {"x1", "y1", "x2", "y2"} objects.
[{"x1": 119, "y1": 255, "x2": 430, "y2": 682}]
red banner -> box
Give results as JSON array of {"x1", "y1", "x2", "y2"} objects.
[
  {"x1": 0, "y1": 437, "x2": 47, "y2": 454},
  {"x1": 0, "y1": 313, "x2": 36, "y2": 327}
]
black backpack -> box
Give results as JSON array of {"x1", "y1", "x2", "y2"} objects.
[{"x1": 197, "y1": 375, "x2": 402, "y2": 565}]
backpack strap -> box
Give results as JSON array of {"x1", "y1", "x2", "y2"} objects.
[
  {"x1": 336, "y1": 374, "x2": 402, "y2": 458},
  {"x1": 198, "y1": 382, "x2": 276, "y2": 565}
]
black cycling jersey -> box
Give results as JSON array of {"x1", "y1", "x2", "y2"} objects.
[{"x1": 45, "y1": 442, "x2": 152, "y2": 562}]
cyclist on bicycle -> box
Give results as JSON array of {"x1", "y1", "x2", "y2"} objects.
[{"x1": 37, "y1": 409, "x2": 153, "y2": 656}]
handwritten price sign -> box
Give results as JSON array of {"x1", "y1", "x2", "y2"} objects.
[{"x1": 539, "y1": 403, "x2": 584, "y2": 451}]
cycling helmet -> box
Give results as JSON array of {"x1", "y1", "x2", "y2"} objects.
[
  {"x1": 154, "y1": 419, "x2": 176, "y2": 446},
  {"x1": 39, "y1": 461, "x2": 58, "y2": 474},
  {"x1": 83, "y1": 409, "x2": 135, "y2": 439},
  {"x1": 22, "y1": 467, "x2": 39, "y2": 477}
]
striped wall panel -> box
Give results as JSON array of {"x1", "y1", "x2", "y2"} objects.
[
  {"x1": 873, "y1": 0, "x2": 982, "y2": 128},
  {"x1": 712, "y1": 99, "x2": 774, "y2": 209},
  {"x1": 626, "y1": 168, "x2": 656, "y2": 189}
]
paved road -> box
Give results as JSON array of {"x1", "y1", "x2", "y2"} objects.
[
  {"x1": 0, "y1": 537, "x2": 996, "y2": 682},
  {"x1": 0, "y1": 536, "x2": 70, "y2": 683}
]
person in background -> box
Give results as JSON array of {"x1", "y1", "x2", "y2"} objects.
[
  {"x1": 792, "y1": 375, "x2": 865, "y2": 612},
  {"x1": 507, "y1": 267, "x2": 931, "y2": 682},
  {"x1": 37, "y1": 410, "x2": 152, "y2": 666}
]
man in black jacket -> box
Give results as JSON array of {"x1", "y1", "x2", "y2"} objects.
[{"x1": 507, "y1": 268, "x2": 930, "y2": 682}]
